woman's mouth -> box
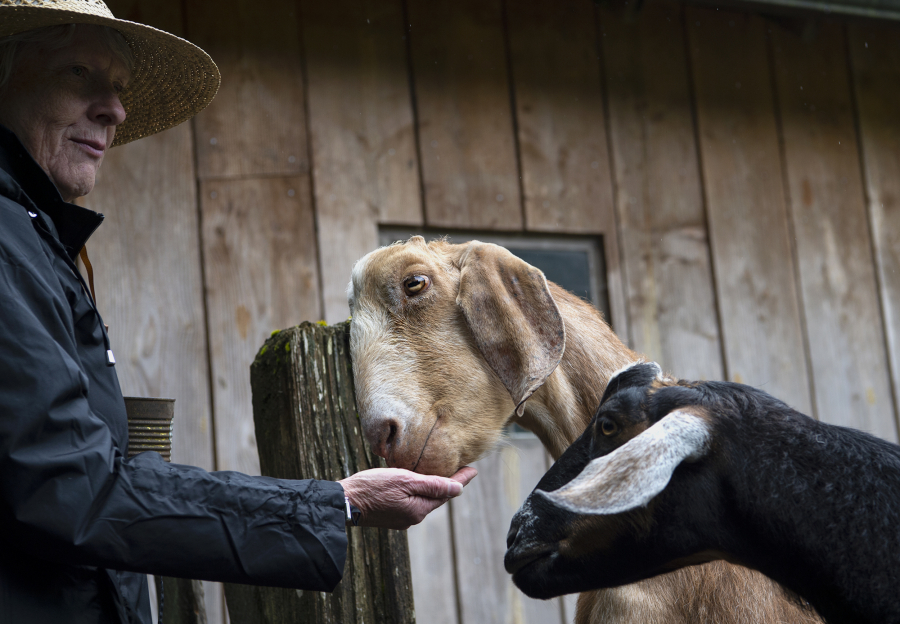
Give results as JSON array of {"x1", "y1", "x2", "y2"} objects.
[{"x1": 71, "y1": 138, "x2": 105, "y2": 158}]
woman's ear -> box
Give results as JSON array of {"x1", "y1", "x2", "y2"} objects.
[
  {"x1": 541, "y1": 409, "x2": 711, "y2": 515},
  {"x1": 455, "y1": 241, "x2": 565, "y2": 416}
]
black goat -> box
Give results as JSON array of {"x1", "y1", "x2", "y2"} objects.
[{"x1": 505, "y1": 362, "x2": 900, "y2": 624}]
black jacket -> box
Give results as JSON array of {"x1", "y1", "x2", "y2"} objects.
[{"x1": 0, "y1": 126, "x2": 348, "y2": 624}]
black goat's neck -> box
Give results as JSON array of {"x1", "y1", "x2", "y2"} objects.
[
  {"x1": 713, "y1": 405, "x2": 900, "y2": 624},
  {"x1": 521, "y1": 285, "x2": 638, "y2": 459}
]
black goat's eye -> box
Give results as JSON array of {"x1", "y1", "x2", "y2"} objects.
[
  {"x1": 600, "y1": 418, "x2": 617, "y2": 436},
  {"x1": 403, "y1": 275, "x2": 431, "y2": 296}
]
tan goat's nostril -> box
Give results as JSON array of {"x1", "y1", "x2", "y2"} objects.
[
  {"x1": 370, "y1": 418, "x2": 400, "y2": 460},
  {"x1": 386, "y1": 422, "x2": 398, "y2": 446}
]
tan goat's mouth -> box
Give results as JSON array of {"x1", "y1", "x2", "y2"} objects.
[{"x1": 411, "y1": 412, "x2": 440, "y2": 473}]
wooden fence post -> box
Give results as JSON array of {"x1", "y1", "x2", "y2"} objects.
[
  {"x1": 155, "y1": 577, "x2": 207, "y2": 624},
  {"x1": 223, "y1": 321, "x2": 416, "y2": 624}
]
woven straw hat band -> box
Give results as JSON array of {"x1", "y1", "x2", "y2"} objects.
[{"x1": 0, "y1": 0, "x2": 220, "y2": 146}]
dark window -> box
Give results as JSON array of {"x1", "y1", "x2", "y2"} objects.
[{"x1": 504, "y1": 247, "x2": 591, "y2": 303}]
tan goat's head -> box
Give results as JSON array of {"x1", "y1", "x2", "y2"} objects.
[{"x1": 348, "y1": 236, "x2": 566, "y2": 476}]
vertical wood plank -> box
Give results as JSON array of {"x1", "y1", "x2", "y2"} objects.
[
  {"x1": 506, "y1": 0, "x2": 611, "y2": 235},
  {"x1": 601, "y1": 0, "x2": 723, "y2": 380},
  {"x1": 97, "y1": 2, "x2": 225, "y2": 621},
  {"x1": 687, "y1": 8, "x2": 812, "y2": 414},
  {"x1": 772, "y1": 22, "x2": 897, "y2": 440},
  {"x1": 405, "y1": 503, "x2": 459, "y2": 624},
  {"x1": 562, "y1": 593, "x2": 578, "y2": 624},
  {"x1": 186, "y1": 0, "x2": 323, "y2": 485},
  {"x1": 450, "y1": 440, "x2": 562, "y2": 624},
  {"x1": 200, "y1": 177, "x2": 322, "y2": 476},
  {"x1": 187, "y1": 0, "x2": 307, "y2": 180},
  {"x1": 301, "y1": 0, "x2": 424, "y2": 323},
  {"x1": 407, "y1": 0, "x2": 522, "y2": 230},
  {"x1": 504, "y1": 0, "x2": 627, "y2": 335},
  {"x1": 849, "y1": 22, "x2": 900, "y2": 439}
]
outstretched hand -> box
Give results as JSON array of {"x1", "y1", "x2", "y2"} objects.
[{"x1": 339, "y1": 466, "x2": 478, "y2": 530}]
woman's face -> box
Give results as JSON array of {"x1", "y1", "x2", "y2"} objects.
[{"x1": 0, "y1": 25, "x2": 129, "y2": 201}]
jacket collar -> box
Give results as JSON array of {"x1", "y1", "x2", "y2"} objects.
[{"x1": 0, "y1": 125, "x2": 104, "y2": 260}]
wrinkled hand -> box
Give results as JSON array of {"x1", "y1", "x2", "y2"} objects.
[{"x1": 339, "y1": 466, "x2": 477, "y2": 530}]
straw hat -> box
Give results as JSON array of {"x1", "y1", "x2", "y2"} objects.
[{"x1": 0, "y1": 0, "x2": 220, "y2": 146}]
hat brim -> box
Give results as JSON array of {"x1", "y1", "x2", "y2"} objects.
[{"x1": 0, "y1": 7, "x2": 220, "y2": 146}]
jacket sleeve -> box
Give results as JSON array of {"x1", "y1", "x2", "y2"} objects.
[{"x1": 0, "y1": 204, "x2": 348, "y2": 591}]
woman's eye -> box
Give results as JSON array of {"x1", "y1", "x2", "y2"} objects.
[
  {"x1": 600, "y1": 418, "x2": 617, "y2": 436},
  {"x1": 71, "y1": 66, "x2": 85, "y2": 77},
  {"x1": 403, "y1": 275, "x2": 431, "y2": 296}
]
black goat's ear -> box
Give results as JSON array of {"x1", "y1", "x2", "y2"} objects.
[
  {"x1": 540, "y1": 408, "x2": 711, "y2": 515},
  {"x1": 600, "y1": 361, "x2": 665, "y2": 406}
]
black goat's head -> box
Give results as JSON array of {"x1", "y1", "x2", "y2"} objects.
[{"x1": 504, "y1": 362, "x2": 719, "y2": 599}]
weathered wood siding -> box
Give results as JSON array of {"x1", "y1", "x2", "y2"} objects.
[{"x1": 89, "y1": 1, "x2": 900, "y2": 622}]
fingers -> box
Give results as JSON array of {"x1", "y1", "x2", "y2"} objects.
[
  {"x1": 405, "y1": 473, "x2": 463, "y2": 499},
  {"x1": 449, "y1": 466, "x2": 478, "y2": 487},
  {"x1": 403, "y1": 466, "x2": 478, "y2": 499}
]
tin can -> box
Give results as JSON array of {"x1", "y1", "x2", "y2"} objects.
[{"x1": 124, "y1": 397, "x2": 174, "y2": 462}]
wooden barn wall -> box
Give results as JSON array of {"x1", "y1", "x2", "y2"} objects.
[{"x1": 86, "y1": 1, "x2": 900, "y2": 622}]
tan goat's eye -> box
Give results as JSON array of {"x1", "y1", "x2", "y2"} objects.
[
  {"x1": 403, "y1": 275, "x2": 431, "y2": 296},
  {"x1": 600, "y1": 418, "x2": 617, "y2": 436}
]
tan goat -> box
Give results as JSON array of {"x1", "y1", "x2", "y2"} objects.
[{"x1": 347, "y1": 236, "x2": 822, "y2": 624}]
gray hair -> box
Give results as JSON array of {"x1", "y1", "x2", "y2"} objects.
[{"x1": 0, "y1": 24, "x2": 134, "y2": 91}]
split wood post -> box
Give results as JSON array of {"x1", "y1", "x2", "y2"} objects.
[
  {"x1": 155, "y1": 577, "x2": 207, "y2": 624},
  {"x1": 223, "y1": 321, "x2": 415, "y2": 624}
]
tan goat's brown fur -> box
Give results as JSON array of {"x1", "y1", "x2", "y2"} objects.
[{"x1": 349, "y1": 237, "x2": 822, "y2": 624}]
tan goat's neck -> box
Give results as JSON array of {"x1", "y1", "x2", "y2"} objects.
[{"x1": 519, "y1": 287, "x2": 639, "y2": 459}]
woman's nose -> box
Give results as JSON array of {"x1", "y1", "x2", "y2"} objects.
[{"x1": 88, "y1": 87, "x2": 127, "y2": 128}]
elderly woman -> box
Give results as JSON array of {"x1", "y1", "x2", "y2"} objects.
[{"x1": 0, "y1": 2, "x2": 475, "y2": 623}]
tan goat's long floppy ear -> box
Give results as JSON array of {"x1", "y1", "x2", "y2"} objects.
[
  {"x1": 456, "y1": 241, "x2": 565, "y2": 415},
  {"x1": 540, "y1": 410, "x2": 711, "y2": 515}
]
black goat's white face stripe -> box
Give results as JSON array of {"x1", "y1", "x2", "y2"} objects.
[{"x1": 540, "y1": 411, "x2": 711, "y2": 516}]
